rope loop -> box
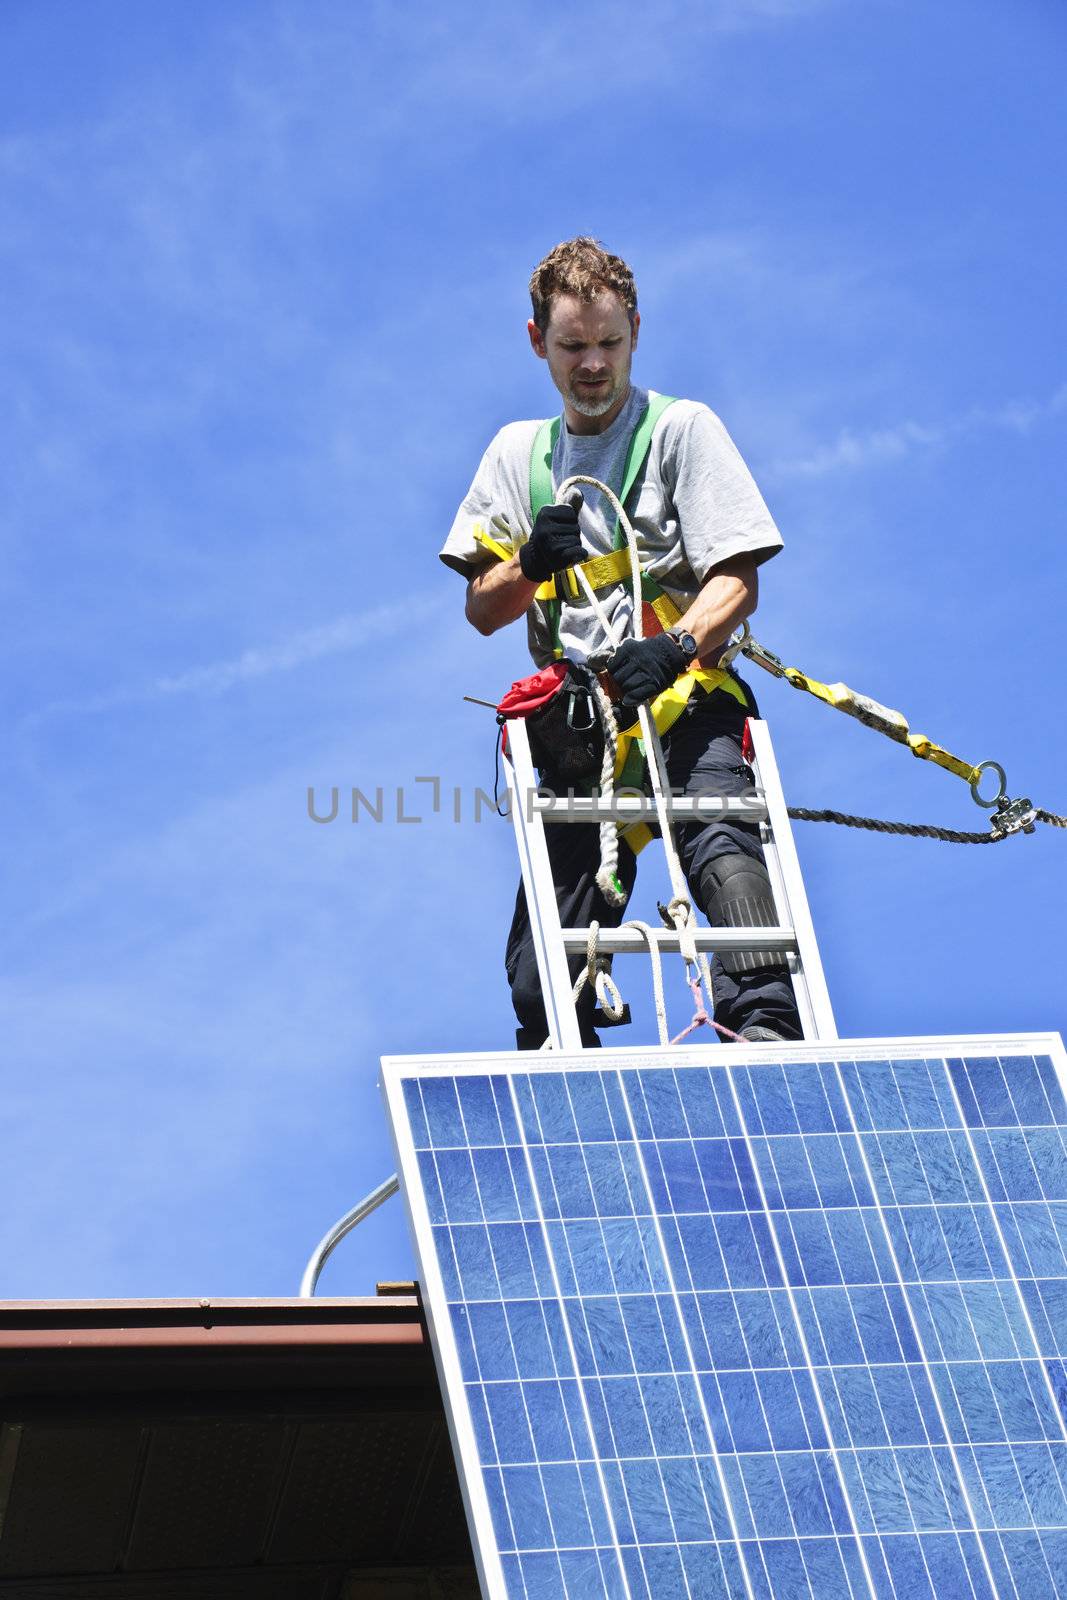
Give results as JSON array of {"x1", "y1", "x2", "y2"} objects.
[{"x1": 571, "y1": 920, "x2": 626, "y2": 1023}]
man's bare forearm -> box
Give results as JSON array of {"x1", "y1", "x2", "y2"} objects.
[
  {"x1": 465, "y1": 557, "x2": 539, "y2": 635},
  {"x1": 675, "y1": 553, "x2": 759, "y2": 664}
]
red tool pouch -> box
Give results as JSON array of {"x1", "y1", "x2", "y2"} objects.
[{"x1": 496, "y1": 662, "x2": 606, "y2": 782}]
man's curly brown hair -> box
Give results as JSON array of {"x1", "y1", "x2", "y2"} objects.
[{"x1": 528, "y1": 237, "x2": 638, "y2": 333}]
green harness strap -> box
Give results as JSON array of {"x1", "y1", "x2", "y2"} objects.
[
  {"x1": 610, "y1": 391, "x2": 677, "y2": 548},
  {"x1": 528, "y1": 395, "x2": 678, "y2": 654},
  {"x1": 529, "y1": 416, "x2": 562, "y2": 648},
  {"x1": 529, "y1": 415, "x2": 561, "y2": 523}
]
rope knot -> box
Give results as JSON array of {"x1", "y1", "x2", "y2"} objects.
[{"x1": 662, "y1": 893, "x2": 699, "y2": 969}]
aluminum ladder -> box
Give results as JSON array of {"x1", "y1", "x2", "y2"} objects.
[{"x1": 502, "y1": 712, "x2": 837, "y2": 1051}]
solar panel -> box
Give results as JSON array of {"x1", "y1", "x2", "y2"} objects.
[{"x1": 381, "y1": 1036, "x2": 1067, "y2": 1600}]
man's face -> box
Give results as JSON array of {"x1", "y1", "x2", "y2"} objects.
[{"x1": 528, "y1": 290, "x2": 639, "y2": 427}]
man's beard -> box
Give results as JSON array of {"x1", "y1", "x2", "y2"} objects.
[{"x1": 565, "y1": 371, "x2": 628, "y2": 418}]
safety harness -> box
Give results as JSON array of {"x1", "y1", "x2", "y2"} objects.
[{"x1": 475, "y1": 394, "x2": 752, "y2": 847}]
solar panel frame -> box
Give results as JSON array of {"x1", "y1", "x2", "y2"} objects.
[{"x1": 381, "y1": 1033, "x2": 1067, "y2": 1600}]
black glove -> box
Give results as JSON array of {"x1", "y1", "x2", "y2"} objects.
[
  {"x1": 608, "y1": 632, "x2": 687, "y2": 706},
  {"x1": 519, "y1": 504, "x2": 585, "y2": 583}
]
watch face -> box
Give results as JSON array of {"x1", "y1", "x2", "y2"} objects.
[{"x1": 673, "y1": 628, "x2": 698, "y2": 659}]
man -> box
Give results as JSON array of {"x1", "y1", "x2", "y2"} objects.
[{"x1": 440, "y1": 237, "x2": 801, "y2": 1048}]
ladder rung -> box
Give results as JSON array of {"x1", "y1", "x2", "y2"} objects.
[
  {"x1": 530, "y1": 794, "x2": 769, "y2": 823},
  {"x1": 562, "y1": 925, "x2": 797, "y2": 955}
]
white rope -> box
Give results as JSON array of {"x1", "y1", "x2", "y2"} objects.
[
  {"x1": 571, "y1": 920, "x2": 626, "y2": 1022},
  {"x1": 552, "y1": 478, "x2": 633, "y2": 913},
  {"x1": 639, "y1": 703, "x2": 713, "y2": 1012},
  {"x1": 554, "y1": 474, "x2": 637, "y2": 647},
  {"x1": 620, "y1": 919, "x2": 671, "y2": 1045},
  {"x1": 588, "y1": 670, "x2": 626, "y2": 907},
  {"x1": 552, "y1": 472, "x2": 716, "y2": 1026}
]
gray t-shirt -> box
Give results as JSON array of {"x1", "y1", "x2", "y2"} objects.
[{"x1": 439, "y1": 385, "x2": 783, "y2": 666}]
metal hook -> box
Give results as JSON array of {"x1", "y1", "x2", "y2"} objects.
[{"x1": 716, "y1": 620, "x2": 751, "y2": 668}]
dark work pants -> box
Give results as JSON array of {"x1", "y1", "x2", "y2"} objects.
[{"x1": 504, "y1": 677, "x2": 802, "y2": 1047}]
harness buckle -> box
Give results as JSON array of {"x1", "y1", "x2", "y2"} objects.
[
  {"x1": 561, "y1": 566, "x2": 582, "y2": 601},
  {"x1": 742, "y1": 637, "x2": 787, "y2": 678}
]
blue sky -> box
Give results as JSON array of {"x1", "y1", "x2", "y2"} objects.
[{"x1": 2, "y1": 0, "x2": 1064, "y2": 1300}]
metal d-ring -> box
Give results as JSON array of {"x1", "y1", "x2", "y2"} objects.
[{"x1": 969, "y1": 759, "x2": 1008, "y2": 810}]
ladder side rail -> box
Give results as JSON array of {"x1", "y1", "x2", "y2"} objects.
[
  {"x1": 746, "y1": 718, "x2": 838, "y2": 1041},
  {"x1": 634, "y1": 708, "x2": 827, "y2": 1042},
  {"x1": 502, "y1": 715, "x2": 585, "y2": 1051}
]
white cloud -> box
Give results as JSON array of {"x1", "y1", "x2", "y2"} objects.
[
  {"x1": 769, "y1": 384, "x2": 1067, "y2": 479},
  {"x1": 27, "y1": 592, "x2": 441, "y2": 720},
  {"x1": 153, "y1": 593, "x2": 439, "y2": 696}
]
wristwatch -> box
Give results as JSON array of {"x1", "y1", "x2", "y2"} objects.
[{"x1": 667, "y1": 625, "x2": 699, "y2": 663}]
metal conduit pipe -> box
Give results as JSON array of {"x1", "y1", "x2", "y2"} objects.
[{"x1": 299, "y1": 1173, "x2": 400, "y2": 1298}]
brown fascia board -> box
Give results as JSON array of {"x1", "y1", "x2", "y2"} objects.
[
  {"x1": 0, "y1": 1298, "x2": 425, "y2": 1352},
  {"x1": 0, "y1": 1298, "x2": 438, "y2": 1404}
]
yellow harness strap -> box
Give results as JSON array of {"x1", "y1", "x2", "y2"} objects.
[
  {"x1": 470, "y1": 532, "x2": 688, "y2": 627},
  {"x1": 472, "y1": 523, "x2": 752, "y2": 853},
  {"x1": 472, "y1": 523, "x2": 515, "y2": 564},
  {"x1": 783, "y1": 672, "x2": 975, "y2": 781},
  {"x1": 474, "y1": 522, "x2": 687, "y2": 644},
  {"x1": 614, "y1": 666, "x2": 749, "y2": 853},
  {"x1": 761, "y1": 659, "x2": 979, "y2": 786},
  {"x1": 474, "y1": 530, "x2": 638, "y2": 604},
  {"x1": 533, "y1": 546, "x2": 633, "y2": 602}
]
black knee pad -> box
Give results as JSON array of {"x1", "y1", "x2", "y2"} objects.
[{"x1": 698, "y1": 854, "x2": 782, "y2": 974}]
